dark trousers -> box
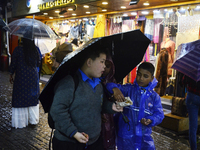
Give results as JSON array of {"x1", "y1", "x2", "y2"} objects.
[{"x1": 52, "y1": 136, "x2": 104, "y2": 150}]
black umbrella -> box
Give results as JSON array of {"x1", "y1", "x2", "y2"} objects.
[{"x1": 39, "y1": 29, "x2": 150, "y2": 113}]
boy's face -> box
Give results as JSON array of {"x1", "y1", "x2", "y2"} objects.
[
  {"x1": 136, "y1": 68, "x2": 153, "y2": 87},
  {"x1": 88, "y1": 53, "x2": 106, "y2": 79}
]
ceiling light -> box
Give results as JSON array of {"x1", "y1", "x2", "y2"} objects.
[
  {"x1": 141, "y1": 11, "x2": 149, "y2": 15},
  {"x1": 102, "y1": 2, "x2": 108, "y2": 5},
  {"x1": 131, "y1": 12, "x2": 137, "y2": 15},
  {"x1": 55, "y1": 10, "x2": 60, "y2": 13},
  {"x1": 121, "y1": 6, "x2": 126, "y2": 9},
  {"x1": 86, "y1": 12, "x2": 90, "y2": 14},
  {"x1": 123, "y1": 14, "x2": 128, "y2": 17},
  {"x1": 102, "y1": 9, "x2": 107, "y2": 11},
  {"x1": 60, "y1": 16, "x2": 64, "y2": 17},
  {"x1": 143, "y1": 2, "x2": 149, "y2": 6},
  {"x1": 43, "y1": 13, "x2": 48, "y2": 15},
  {"x1": 84, "y1": 5, "x2": 89, "y2": 8},
  {"x1": 68, "y1": 8, "x2": 73, "y2": 11},
  {"x1": 129, "y1": 0, "x2": 140, "y2": 5},
  {"x1": 70, "y1": 19, "x2": 75, "y2": 22},
  {"x1": 49, "y1": 17, "x2": 53, "y2": 19},
  {"x1": 164, "y1": 9, "x2": 168, "y2": 11},
  {"x1": 72, "y1": 13, "x2": 76, "y2": 16}
]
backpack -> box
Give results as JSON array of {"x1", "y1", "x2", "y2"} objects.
[{"x1": 48, "y1": 74, "x2": 79, "y2": 149}]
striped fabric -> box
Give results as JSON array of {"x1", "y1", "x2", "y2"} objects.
[{"x1": 172, "y1": 39, "x2": 200, "y2": 81}]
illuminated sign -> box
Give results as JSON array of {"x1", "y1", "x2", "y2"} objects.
[{"x1": 38, "y1": 0, "x2": 74, "y2": 10}]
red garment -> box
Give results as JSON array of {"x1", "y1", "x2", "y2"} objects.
[
  {"x1": 182, "y1": 75, "x2": 200, "y2": 96},
  {"x1": 161, "y1": 39, "x2": 175, "y2": 76}
]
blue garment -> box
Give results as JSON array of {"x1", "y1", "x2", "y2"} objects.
[
  {"x1": 186, "y1": 91, "x2": 200, "y2": 150},
  {"x1": 78, "y1": 69, "x2": 101, "y2": 89},
  {"x1": 9, "y1": 46, "x2": 40, "y2": 107},
  {"x1": 106, "y1": 78, "x2": 164, "y2": 150}
]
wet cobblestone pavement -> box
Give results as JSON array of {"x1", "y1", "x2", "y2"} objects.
[{"x1": 0, "y1": 71, "x2": 199, "y2": 150}]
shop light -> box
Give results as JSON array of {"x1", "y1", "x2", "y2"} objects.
[
  {"x1": 49, "y1": 17, "x2": 53, "y2": 19},
  {"x1": 196, "y1": 6, "x2": 200, "y2": 9},
  {"x1": 102, "y1": 9, "x2": 107, "y2": 12},
  {"x1": 131, "y1": 12, "x2": 137, "y2": 15},
  {"x1": 70, "y1": 19, "x2": 75, "y2": 22},
  {"x1": 83, "y1": 18, "x2": 88, "y2": 21},
  {"x1": 43, "y1": 13, "x2": 48, "y2": 15},
  {"x1": 141, "y1": 11, "x2": 149, "y2": 15},
  {"x1": 121, "y1": 6, "x2": 126, "y2": 9},
  {"x1": 60, "y1": 16, "x2": 64, "y2": 17},
  {"x1": 86, "y1": 12, "x2": 90, "y2": 14},
  {"x1": 84, "y1": 5, "x2": 89, "y2": 8},
  {"x1": 123, "y1": 14, "x2": 128, "y2": 17},
  {"x1": 143, "y1": 2, "x2": 149, "y2": 6},
  {"x1": 153, "y1": 10, "x2": 160, "y2": 13},
  {"x1": 55, "y1": 10, "x2": 60, "y2": 13},
  {"x1": 102, "y1": 2, "x2": 108, "y2": 5},
  {"x1": 164, "y1": 9, "x2": 168, "y2": 12},
  {"x1": 72, "y1": 13, "x2": 76, "y2": 16},
  {"x1": 68, "y1": 8, "x2": 73, "y2": 11}
]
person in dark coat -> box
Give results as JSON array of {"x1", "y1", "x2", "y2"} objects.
[
  {"x1": 101, "y1": 55, "x2": 116, "y2": 150},
  {"x1": 182, "y1": 75, "x2": 200, "y2": 150},
  {"x1": 9, "y1": 38, "x2": 41, "y2": 129}
]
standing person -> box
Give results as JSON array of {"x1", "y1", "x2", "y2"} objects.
[
  {"x1": 101, "y1": 55, "x2": 116, "y2": 150},
  {"x1": 106, "y1": 62, "x2": 164, "y2": 150},
  {"x1": 9, "y1": 38, "x2": 40, "y2": 129},
  {"x1": 182, "y1": 75, "x2": 200, "y2": 150},
  {"x1": 50, "y1": 48, "x2": 123, "y2": 150}
]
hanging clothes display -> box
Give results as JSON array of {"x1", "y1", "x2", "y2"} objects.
[
  {"x1": 109, "y1": 18, "x2": 122, "y2": 35},
  {"x1": 160, "y1": 38, "x2": 175, "y2": 76},
  {"x1": 154, "y1": 48, "x2": 169, "y2": 96},
  {"x1": 68, "y1": 25, "x2": 79, "y2": 41},
  {"x1": 144, "y1": 19, "x2": 154, "y2": 41},
  {"x1": 93, "y1": 14, "x2": 106, "y2": 38}
]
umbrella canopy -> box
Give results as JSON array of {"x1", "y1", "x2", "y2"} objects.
[
  {"x1": 172, "y1": 39, "x2": 200, "y2": 81},
  {"x1": 35, "y1": 38, "x2": 57, "y2": 54},
  {"x1": 39, "y1": 29, "x2": 151, "y2": 113},
  {"x1": 3, "y1": 18, "x2": 59, "y2": 40}
]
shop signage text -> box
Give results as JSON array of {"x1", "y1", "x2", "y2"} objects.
[{"x1": 38, "y1": 0, "x2": 74, "y2": 10}]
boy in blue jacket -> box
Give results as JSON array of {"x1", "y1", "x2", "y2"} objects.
[{"x1": 106, "y1": 62, "x2": 164, "y2": 150}]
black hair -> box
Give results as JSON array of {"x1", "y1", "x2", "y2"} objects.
[
  {"x1": 138, "y1": 62, "x2": 155, "y2": 76},
  {"x1": 22, "y1": 38, "x2": 40, "y2": 67},
  {"x1": 80, "y1": 47, "x2": 109, "y2": 67}
]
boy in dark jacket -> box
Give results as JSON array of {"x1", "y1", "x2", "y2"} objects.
[
  {"x1": 50, "y1": 48, "x2": 123, "y2": 150},
  {"x1": 106, "y1": 62, "x2": 164, "y2": 150}
]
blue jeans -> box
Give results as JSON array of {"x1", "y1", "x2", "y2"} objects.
[{"x1": 186, "y1": 91, "x2": 200, "y2": 150}]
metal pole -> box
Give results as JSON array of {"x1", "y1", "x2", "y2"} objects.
[{"x1": 5, "y1": 5, "x2": 11, "y2": 65}]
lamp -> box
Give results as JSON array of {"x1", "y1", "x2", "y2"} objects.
[{"x1": 129, "y1": 0, "x2": 140, "y2": 5}]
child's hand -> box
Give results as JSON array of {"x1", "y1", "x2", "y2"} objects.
[
  {"x1": 73, "y1": 132, "x2": 89, "y2": 143},
  {"x1": 140, "y1": 118, "x2": 152, "y2": 126},
  {"x1": 112, "y1": 88, "x2": 125, "y2": 102}
]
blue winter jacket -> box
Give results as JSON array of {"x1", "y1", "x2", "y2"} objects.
[{"x1": 106, "y1": 78, "x2": 164, "y2": 150}]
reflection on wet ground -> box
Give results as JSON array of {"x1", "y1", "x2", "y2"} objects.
[{"x1": 0, "y1": 71, "x2": 199, "y2": 149}]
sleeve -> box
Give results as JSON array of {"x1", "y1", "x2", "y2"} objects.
[
  {"x1": 106, "y1": 82, "x2": 130, "y2": 97},
  {"x1": 9, "y1": 47, "x2": 19, "y2": 75},
  {"x1": 146, "y1": 93, "x2": 164, "y2": 127},
  {"x1": 50, "y1": 76, "x2": 77, "y2": 137}
]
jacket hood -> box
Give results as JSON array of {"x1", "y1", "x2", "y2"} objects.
[{"x1": 134, "y1": 77, "x2": 158, "y2": 91}]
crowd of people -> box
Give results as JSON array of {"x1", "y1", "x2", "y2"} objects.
[{"x1": 9, "y1": 38, "x2": 198, "y2": 150}]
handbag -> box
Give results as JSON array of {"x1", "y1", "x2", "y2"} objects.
[{"x1": 171, "y1": 97, "x2": 188, "y2": 117}]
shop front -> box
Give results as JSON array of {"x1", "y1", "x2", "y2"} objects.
[{"x1": 7, "y1": 0, "x2": 200, "y2": 133}]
